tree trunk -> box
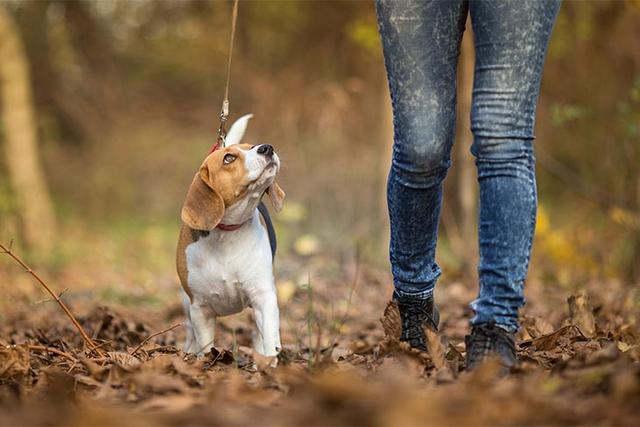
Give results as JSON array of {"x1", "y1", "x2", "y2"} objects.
[{"x1": 0, "y1": 5, "x2": 56, "y2": 253}]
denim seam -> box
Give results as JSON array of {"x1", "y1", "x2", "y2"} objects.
[
  {"x1": 502, "y1": 155, "x2": 536, "y2": 333},
  {"x1": 523, "y1": 155, "x2": 537, "y2": 282}
]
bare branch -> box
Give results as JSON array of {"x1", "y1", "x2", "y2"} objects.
[
  {"x1": 0, "y1": 242, "x2": 105, "y2": 357},
  {"x1": 33, "y1": 287, "x2": 69, "y2": 305},
  {"x1": 130, "y1": 322, "x2": 183, "y2": 356}
]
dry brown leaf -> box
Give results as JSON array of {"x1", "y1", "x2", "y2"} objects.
[
  {"x1": 0, "y1": 345, "x2": 30, "y2": 381},
  {"x1": 169, "y1": 356, "x2": 203, "y2": 378},
  {"x1": 376, "y1": 354, "x2": 425, "y2": 381},
  {"x1": 380, "y1": 301, "x2": 401, "y2": 342},
  {"x1": 137, "y1": 394, "x2": 202, "y2": 413},
  {"x1": 425, "y1": 328, "x2": 446, "y2": 371},
  {"x1": 529, "y1": 325, "x2": 578, "y2": 351},
  {"x1": 534, "y1": 316, "x2": 555, "y2": 336},
  {"x1": 253, "y1": 351, "x2": 278, "y2": 371},
  {"x1": 74, "y1": 373, "x2": 104, "y2": 389},
  {"x1": 108, "y1": 351, "x2": 142, "y2": 369},
  {"x1": 584, "y1": 343, "x2": 620, "y2": 366},
  {"x1": 568, "y1": 293, "x2": 597, "y2": 338},
  {"x1": 617, "y1": 341, "x2": 633, "y2": 353},
  {"x1": 208, "y1": 347, "x2": 236, "y2": 366},
  {"x1": 130, "y1": 370, "x2": 190, "y2": 395},
  {"x1": 309, "y1": 368, "x2": 377, "y2": 402},
  {"x1": 140, "y1": 354, "x2": 174, "y2": 372},
  {"x1": 80, "y1": 356, "x2": 110, "y2": 380},
  {"x1": 2, "y1": 254, "x2": 640, "y2": 426}
]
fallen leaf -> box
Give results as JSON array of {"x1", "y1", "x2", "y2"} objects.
[
  {"x1": 568, "y1": 293, "x2": 597, "y2": 338},
  {"x1": 207, "y1": 347, "x2": 236, "y2": 366},
  {"x1": 380, "y1": 301, "x2": 401, "y2": 343},
  {"x1": 425, "y1": 328, "x2": 446, "y2": 371},
  {"x1": 0, "y1": 345, "x2": 30, "y2": 381},
  {"x1": 617, "y1": 341, "x2": 632, "y2": 353},
  {"x1": 108, "y1": 351, "x2": 142, "y2": 369},
  {"x1": 584, "y1": 343, "x2": 619, "y2": 365},
  {"x1": 529, "y1": 325, "x2": 578, "y2": 351}
]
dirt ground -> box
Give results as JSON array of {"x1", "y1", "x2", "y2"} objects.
[{"x1": 1, "y1": 250, "x2": 639, "y2": 426}]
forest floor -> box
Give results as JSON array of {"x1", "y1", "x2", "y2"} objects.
[{"x1": 0, "y1": 248, "x2": 639, "y2": 426}]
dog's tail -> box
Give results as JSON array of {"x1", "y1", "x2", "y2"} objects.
[{"x1": 258, "y1": 201, "x2": 277, "y2": 258}]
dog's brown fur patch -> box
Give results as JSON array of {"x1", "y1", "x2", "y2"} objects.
[
  {"x1": 202, "y1": 143, "x2": 254, "y2": 205},
  {"x1": 176, "y1": 224, "x2": 196, "y2": 301},
  {"x1": 180, "y1": 144, "x2": 256, "y2": 231}
]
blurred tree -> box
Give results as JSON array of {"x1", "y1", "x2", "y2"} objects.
[
  {"x1": 0, "y1": 5, "x2": 56, "y2": 253},
  {"x1": 537, "y1": 1, "x2": 640, "y2": 282},
  {"x1": 14, "y1": 1, "x2": 122, "y2": 144},
  {"x1": 453, "y1": 22, "x2": 477, "y2": 275}
]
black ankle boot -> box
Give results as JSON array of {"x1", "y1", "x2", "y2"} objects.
[
  {"x1": 465, "y1": 322, "x2": 516, "y2": 373},
  {"x1": 393, "y1": 293, "x2": 440, "y2": 351}
]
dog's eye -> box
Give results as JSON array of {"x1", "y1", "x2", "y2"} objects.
[{"x1": 223, "y1": 154, "x2": 237, "y2": 165}]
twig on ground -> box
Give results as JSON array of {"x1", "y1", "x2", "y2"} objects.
[
  {"x1": 0, "y1": 242, "x2": 106, "y2": 357},
  {"x1": 130, "y1": 322, "x2": 183, "y2": 355},
  {"x1": 28, "y1": 344, "x2": 79, "y2": 363}
]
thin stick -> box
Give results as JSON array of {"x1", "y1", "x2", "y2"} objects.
[
  {"x1": 28, "y1": 344, "x2": 78, "y2": 363},
  {"x1": 33, "y1": 288, "x2": 68, "y2": 305},
  {"x1": 130, "y1": 322, "x2": 183, "y2": 355},
  {"x1": 0, "y1": 242, "x2": 105, "y2": 357}
]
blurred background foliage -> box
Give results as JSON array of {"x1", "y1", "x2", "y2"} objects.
[{"x1": 0, "y1": 0, "x2": 638, "y2": 302}]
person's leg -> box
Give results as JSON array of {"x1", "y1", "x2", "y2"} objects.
[
  {"x1": 377, "y1": 0, "x2": 467, "y2": 299},
  {"x1": 466, "y1": 0, "x2": 560, "y2": 367},
  {"x1": 376, "y1": 0, "x2": 467, "y2": 350}
]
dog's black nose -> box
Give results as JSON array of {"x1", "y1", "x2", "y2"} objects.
[{"x1": 257, "y1": 144, "x2": 274, "y2": 157}]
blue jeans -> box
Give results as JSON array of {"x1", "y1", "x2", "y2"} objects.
[{"x1": 377, "y1": 0, "x2": 561, "y2": 332}]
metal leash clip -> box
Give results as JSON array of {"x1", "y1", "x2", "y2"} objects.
[{"x1": 217, "y1": 100, "x2": 230, "y2": 147}]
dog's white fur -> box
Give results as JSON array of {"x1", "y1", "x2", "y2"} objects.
[{"x1": 180, "y1": 115, "x2": 282, "y2": 356}]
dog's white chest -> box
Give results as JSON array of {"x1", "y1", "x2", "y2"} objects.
[{"x1": 184, "y1": 215, "x2": 273, "y2": 316}]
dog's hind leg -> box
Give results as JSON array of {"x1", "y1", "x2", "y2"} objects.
[
  {"x1": 183, "y1": 324, "x2": 196, "y2": 354},
  {"x1": 181, "y1": 289, "x2": 197, "y2": 353}
]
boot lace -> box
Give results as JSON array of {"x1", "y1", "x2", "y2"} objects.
[{"x1": 395, "y1": 296, "x2": 438, "y2": 351}]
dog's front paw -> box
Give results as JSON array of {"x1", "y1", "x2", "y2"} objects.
[
  {"x1": 253, "y1": 342, "x2": 280, "y2": 358},
  {"x1": 182, "y1": 340, "x2": 196, "y2": 355},
  {"x1": 195, "y1": 344, "x2": 214, "y2": 359},
  {"x1": 254, "y1": 355, "x2": 279, "y2": 370}
]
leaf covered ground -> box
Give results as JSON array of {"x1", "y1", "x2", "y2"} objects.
[{"x1": 1, "y1": 253, "x2": 639, "y2": 426}]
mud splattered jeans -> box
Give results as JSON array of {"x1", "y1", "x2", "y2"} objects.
[{"x1": 376, "y1": 0, "x2": 561, "y2": 332}]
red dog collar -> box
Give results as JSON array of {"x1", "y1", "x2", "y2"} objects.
[
  {"x1": 216, "y1": 220, "x2": 249, "y2": 231},
  {"x1": 209, "y1": 142, "x2": 220, "y2": 154}
]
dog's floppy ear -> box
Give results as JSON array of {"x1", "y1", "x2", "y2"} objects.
[
  {"x1": 225, "y1": 114, "x2": 253, "y2": 146},
  {"x1": 181, "y1": 170, "x2": 224, "y2": 230},
  {"x1": 266, "y1": 181, "x2": 285, "y2": 212}
]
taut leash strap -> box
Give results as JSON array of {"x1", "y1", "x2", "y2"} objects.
[{"x1": 216, "y1": 0, "x2": 240, "y2": 149}]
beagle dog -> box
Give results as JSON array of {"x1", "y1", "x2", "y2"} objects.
[{"x1": 176, "y1": 114, "x2": 285, "y2": 357}]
